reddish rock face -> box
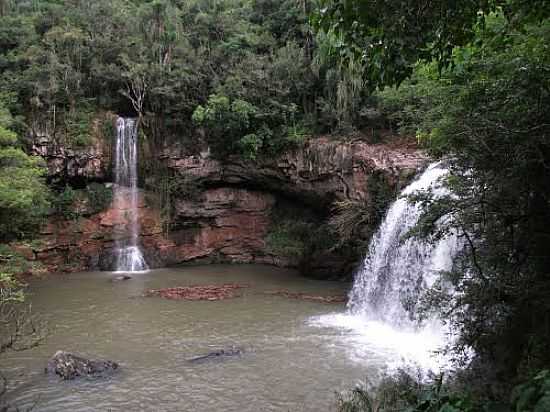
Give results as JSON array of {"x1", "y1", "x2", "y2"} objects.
[
  {"x1": 19, "y1": 136, "x2": 428, "y2": 278},
  {"x1": 13, "y1": 190, "x2": 158, "y2": 273},
  {"x1": 166, "y1": 188, "x2": 275, "y2": 265},
  {"x1": 21, "y1": 187, "x2": 276, "y2": 273},
  {"x1": 160, "y1": 137, "x2": 428, "y2": 205}
]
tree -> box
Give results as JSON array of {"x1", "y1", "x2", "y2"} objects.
[
  {"x1": 0, "y1": 104, "x2": 50, "y2": 241},
  {"x1": 0, "y1": 100, "x2": 47, "y2": 410},
  {"x1": 312, "y1": 0, "x2": 550, "y2": 90},
  {"x1": 192, "y1": 94, "x2": 261, "y2": 158},
  {"x1": 0, "y1": 271, "x2": 46, "y2": 410}
]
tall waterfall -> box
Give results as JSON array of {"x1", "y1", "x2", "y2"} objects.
[
  {"x1": 347, "y1": 162, "x2": 459, "y2": 328},
  {"x1": 113, "y1": 117, "x2": 148, "y2": 272},
  {"x1": 309, "y1": 162, "x2": 461, "y2": 370}
]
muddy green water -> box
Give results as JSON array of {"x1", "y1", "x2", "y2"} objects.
[{"x1": 2, "y1": 265, "x2": 386, "y2": 411}]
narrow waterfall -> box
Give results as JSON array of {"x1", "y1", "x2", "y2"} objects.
[
  {"x1": 309, "y1": 162, "x2": 461, "y2": 370},
  {"x1": 347, "y1": 162, "x2": 460, "y2": 328},
  {"x1": 113, "y1": 117, "x2": 148, "y2": 272}
]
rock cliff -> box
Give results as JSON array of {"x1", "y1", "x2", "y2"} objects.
[
  {"x1": 32, "y1": 136, "x2": 109, "y2": 184},
  {"x1": 160, "y1": 137, "x2": 425, "y2": 205},
  {"x1": 19, "y1": 132, "x2": 428, "y2": 278}
]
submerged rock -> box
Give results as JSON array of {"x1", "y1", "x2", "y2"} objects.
[
  {"x1": 187, "y1": 347, "x2": 244, "y2": 363},
  {"x1": 45, "y1": 351, "x2": 119, "y2": 380},
  {"x1": 144, "y1": 284, "x2": 248, "y2": 301},
  {"x1": 111, "y1": 274, "x2": 132, "y2": 282},
  {"x1": 261, "y1": 289, "x2": 346, "y2": 304}
]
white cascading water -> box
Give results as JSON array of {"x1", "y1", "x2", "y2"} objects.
[
  {"x1": 347, "y1": 162, "x2": 458, "y2": 324},
  {"x1": 310, "y1": 162, "x2": 461, "y2": 371},
  {"x1": 113, "y1": 117, "x2": 148, "y2": 272}
]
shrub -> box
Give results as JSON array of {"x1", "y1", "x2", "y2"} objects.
[
  {"x1": 336, "y1": 372, "x2": 478, "y2": 412},
  {"x1": 52, "y1": 186, "x2": 78, "y2": 220},
  {"x1": 511, "y1": 370, "x2": 550, "y2": 412},
  {"x1": 64, "y1": 108, "x2": 93, "y2": 148},
  {"x1": 265, "y1": 222, "x2": 307, "y2": 259},
  {"x1": 192, "y1": 94, "x2": 260, "y2": 158},
  {"x1": 0, "y1": 113, "x2": 50, "y2": 241},
  {"x1": 0, "y1": 270, "x2": 46, "y2": 409},
  {"x1": 85, "y1": 183, "x2": 112, "y2": 214}
]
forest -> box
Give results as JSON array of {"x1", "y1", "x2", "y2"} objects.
[
  {"x1": 1, "y1": 0, "x2": 550, "y2": 411},
  {"x1": 0, "y1": 0, "x2": 359, "y2": 161}
]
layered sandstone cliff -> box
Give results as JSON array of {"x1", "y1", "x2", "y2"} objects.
[{"x1": 21, "y1": 133, "x2": 427, "y2": 278}]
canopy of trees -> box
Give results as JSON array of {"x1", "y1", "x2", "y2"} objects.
[
  {"x1": 313, "y1": 0, "x2": 550, "y2": 89},
  {"x1": 0, "y1": 0, "x2": 385, "y2": 159}
]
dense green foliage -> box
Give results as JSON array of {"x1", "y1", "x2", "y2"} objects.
[
  {"x1": 313, "y1": 0, "x2": 550, "y2": 90},
  {"x1": 335, "y1": 372, "x2": 476, "y2": 412},
  {"x1": 511, "y1": 369, "x2": 550, "y2": 412},
  {"x1": 0, "y1": 102, "x2": 47, "y2": 408},
  {"x1": 336, "y1": 369, "x2": 550, "y2": 412},
  {"x1": 265, "y1": 205, "x2": 334, "y2": 263},
  {"x1": 0, "y1": 0, "x2": 383, "y2": 159},
  {"x1": 0, "y1": 100, "x2": 51, "y2": 409},
  {"x1": 52, "y1": 182, "x2": 112, "y2": 220},
  {"x1": 0, "y1": 102, "x2": 50, "y2": 241}
]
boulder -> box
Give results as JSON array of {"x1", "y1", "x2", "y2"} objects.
[{"x1": 45, "y1": 351, "x2": 118, "y2": 380}]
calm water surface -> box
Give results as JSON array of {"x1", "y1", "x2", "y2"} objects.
[{"x1": 2, "y1": 264, "x2": 394, "y2": 411}]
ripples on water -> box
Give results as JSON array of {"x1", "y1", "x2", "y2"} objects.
[{"x1": 2, "y1": 265, "x2": 447, "y2": 411}]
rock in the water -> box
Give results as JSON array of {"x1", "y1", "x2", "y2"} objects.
[
  {"x1": 261, "y1": 289, "x2": 346, "y2": 304},
  {"x1": 187, "y1": 347, "x2": 244, "y2": 363},
  {"x1": 144, "y1": 284, "x2": 248, "y2": 301},
  {"x1": 46, "y1": 351, "x2": 118, "y2": 380},
  {"x1": 111, "y1": 275, "x2": 132, "y2": 282}
]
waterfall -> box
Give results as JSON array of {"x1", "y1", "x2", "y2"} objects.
[
  {"x1": 309, "y1": 162, "x2": 461, "y2": 371},
  {"x1": 113, "y1": 117, "x2": 148, "y2": 272},
  {"x1": 347, "y1": 162, "x2": 460, "y2": 328}
]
